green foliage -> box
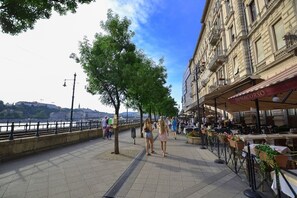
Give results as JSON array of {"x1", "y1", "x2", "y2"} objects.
[
  {"x1": 0, "y1": 0, "x2": 94, "y2": 35},
  {"x1": 186, "y1": 131, "x2": 199, "y2": 137},
  {"x1": 78, "y1": 9, "x2": 135, "y2": 115},
  {"x1": 255, "y1": 144, "x2": 281, "y2": 173}
]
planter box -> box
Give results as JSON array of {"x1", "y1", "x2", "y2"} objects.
[
  {"x1": 228, "y1": 139, "x2": 244, "y2": 150},
  {"x1": 258, "y1": 151, "x2": 288, "y2": 169},
  {"x1": 187, "y1": 137, "x2": 201, "y2": 144},
  {"x1": 208, "y1": 131, "x2": 215, "y2": 137},
  {"x1": 217, "y1": 135, "x2": 228, "y2": 143}
]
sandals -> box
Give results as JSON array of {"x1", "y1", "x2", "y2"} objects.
[
  {"x1": 151, "y1": 150, "x2": 156, "y2": 154},
  {"x1": 146, "y1": 153, "x2": 151, "y2": 156}
]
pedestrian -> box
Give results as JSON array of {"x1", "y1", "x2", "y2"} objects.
[
  {"x1": 101, "y1": 116, "x2": 108, "y2": 139},
  {"x1": 107, "y1": 117, "x2": 113, "y2": 140},
  {"x1": 143, "y1": 118, "x2": 155, "y2": 156},
  {"x1": 158, "y1": 116, "x2": 168, "y2": 157},
  {"x1": 171, "y1": 117, "x2": 177, "y2": 140}
]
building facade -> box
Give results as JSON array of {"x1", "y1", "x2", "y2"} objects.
[{"x1": 182, "y1": 0, "x2": 297, "y2": 128}]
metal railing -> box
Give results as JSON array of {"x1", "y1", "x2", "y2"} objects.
[
  {"x1": 203, "y1": 133, "x2": 297, "y2": 197},
  {"x1": 0, "y1": 119, "x2": 140, "y2": 141}
]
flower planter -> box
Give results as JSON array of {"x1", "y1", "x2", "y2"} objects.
[
  {"x1": 228, "y1": 139, "x2": 244, "y2": 150},
  {"x1": 258, "y1": 151, "x2": 288, "y2": 169},
  {"x1": 201, "y1": 129, "x2": 207, "y2": 134},
  {"x1": 207, "y1": 131, "x2": 214, "y2": 137},
  {"x1": 217, "y1": 135, "x2": 228, "y2": 143},
  {"x1": 187, "y1": 137, "x2": 201, "y2": 144}
]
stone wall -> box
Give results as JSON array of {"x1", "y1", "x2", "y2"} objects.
[{"x1": 0, "y1": 123, "x2": 139, "y2": 162}]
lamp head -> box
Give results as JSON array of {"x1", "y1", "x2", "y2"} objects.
[
  {"x1": 63, "y1": 80, "x2": 67, "y2": 87},
  {"x1": 272, "y1": 95, "x2": 280, "y2": 102}
]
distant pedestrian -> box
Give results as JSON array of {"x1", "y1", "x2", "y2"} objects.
[
  {"x1": 143, "y1": 118, "x2": 155, "y2": 156},
  {"x1": 101, "y1": 116, "x2": 108, "y2": 139},
  {"x1": 158, "y1": 116, "x2": 168, "y2": 157},
  {"x1": 171, "y1": 117, "x2": 177, "y2": 140},
  {"x1": 106, "y1": 117, "x2": 113, "y2": 140}
]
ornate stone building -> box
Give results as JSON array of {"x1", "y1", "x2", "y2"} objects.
[{"x1": 182, "y1": 0, "x2": 297, "y2": 129}]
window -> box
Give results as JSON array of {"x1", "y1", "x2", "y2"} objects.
[
  {"x1": 288, "y1": 109, "x2": 296, "y2": 116},
  {"x1": 233, "y1": 56, "x2": 239, "y2": 75},
  {"x1": 229, "y1": 25, "x2": 235, "y2": 43},
  {"x1": 255, "y1": 38, "x2": 264, "y2": 63},
  {"x1": 218, "y1": 67, "x2": 225, "y2": 85},
  {"x1": 249, "y1": 0, "x2": 257, "y2": 23},
  {"x1": 272, "y1": 19, "x2": 286, "y2": 51},
  {"x1": 226, "y1": 0, "x2": 231, "y2": 13}
]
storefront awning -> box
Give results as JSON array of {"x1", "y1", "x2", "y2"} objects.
[
  {"x1": 200, "y1": 75, "x2": 263, "y2": 112},
  {"x1": 228, "y1": 66, "x2": 297, "y2": 110}
]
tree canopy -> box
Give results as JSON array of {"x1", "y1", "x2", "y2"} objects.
[
  {"x1": 78, "y1": 10, "x2": 136, "y2": 154},
  {"x1": 0, "y1": 0, "x2": 94, "y2": 35},
  {"x1": 76, "y1": 9, "x2": 179, "y2": 154}
]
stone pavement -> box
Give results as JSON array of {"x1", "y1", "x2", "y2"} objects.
[{"x1": 0, "y1": 128, "x2": 252, "y2": 198}]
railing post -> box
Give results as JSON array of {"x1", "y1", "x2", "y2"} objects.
[
  {"x1": 55, "y1": 122, "x2": 58, "y2": 134},
  {"x1": 47, "y1": 121, "x2": 49, "y2": 132},
  {"x1": 36, "y1": 122, "x2": 40, "y2": 137},
  {"x1": 243, "y1": 143, "x2": 261, "y2": 198},
  {"x1": 214, "y1": 136, "x2": 225, "y2": 164},
  {"x1": 89, "y1": 121, "x2": 91, "y2": 129},
  {"x1": 25, "y1": 123, "x2": 28, "y2": 132},
  {"x1": 9, "y1": 122, "x2": 14, "y2": 140}
]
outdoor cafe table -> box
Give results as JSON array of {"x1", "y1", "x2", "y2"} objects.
[{"x1": 238, "y1": 134, "x2": 297, "y2": 145}]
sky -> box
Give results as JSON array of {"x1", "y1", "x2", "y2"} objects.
[{"x1": 0, "y1": 0, "x2": 205, "y2": 114}]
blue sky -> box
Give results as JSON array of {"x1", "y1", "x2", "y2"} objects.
[{"x1": 0, "y1": 0, "x2": 205, "y2": 113}]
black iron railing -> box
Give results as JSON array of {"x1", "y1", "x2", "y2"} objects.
[{"x1": 0, "y1": 119, "x2": 140, "y2": 141}]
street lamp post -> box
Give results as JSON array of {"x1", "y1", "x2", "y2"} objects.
[
  {"x1": 193, "y1": 60, "x2": 206, "y2": 149},
  {"x1": 194, "y1": 66, "x2": 201, "y2": 127},
  {"x1": 63, "y1": 73, "x2": 77, "y2": 132}
]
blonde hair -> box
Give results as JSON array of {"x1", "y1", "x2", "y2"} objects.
[{"x1": 159, "y1": 117, "x2": 166, "y2": 134}]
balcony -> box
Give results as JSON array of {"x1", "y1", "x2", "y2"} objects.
[
  {"x1": 209, "y1": 85, "x2": 217, "y2": 93},
  {"x1": 209, "y1": 27, "x2": 220, "y2": 46},
  {"x1": 208, "y1": 50, "x2": 227, "y2": 72},
  {"x1": 201, "y1": 79, "x2": 208, "y2": 87}
]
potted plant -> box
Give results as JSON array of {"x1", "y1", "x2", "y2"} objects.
[
  {"x1": 255, "y1": 144, "x2": 288, "y2": 172},
  {"x1": 216, "y1": 132, "x2": 229, "y2": 143},
  {"x1": 186, "y1": 130, "x2": 201, "y2": 144},
  {"x1": 227, "y1": 134, "x2": 244, "y2": 150}
]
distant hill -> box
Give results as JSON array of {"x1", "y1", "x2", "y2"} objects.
[{"x1": 0, "y1": 100, "x2": 139, "y2": 122}]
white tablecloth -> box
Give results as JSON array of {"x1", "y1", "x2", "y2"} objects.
[{"x1": 271, "y1": 170, "x2": 297, "y2": 197}]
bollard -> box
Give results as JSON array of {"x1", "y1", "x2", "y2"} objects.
[{"x1": 131, "y1": 127, "x2": 136, "y2": 144}]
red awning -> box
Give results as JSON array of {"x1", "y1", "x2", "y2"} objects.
[{"x1": 229, "y1": 66, "x2": 297, "y2": 106}]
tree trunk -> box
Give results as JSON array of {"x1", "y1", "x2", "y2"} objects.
[
  {"x1": 139, "y1": 107, "x2": 143, "y2": 138},
  {"x1": 114, "y1": 108, "x2": 120, "y2": 154}
]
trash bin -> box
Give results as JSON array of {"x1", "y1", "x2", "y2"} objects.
[
  {"x1": 131, "y1": 127, "x2": 136, "y2": 144},
  {"x1": 131, "y1": 127, "x2": 136, "y2": 138}
]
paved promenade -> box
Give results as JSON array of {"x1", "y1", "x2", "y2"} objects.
[{"x1": 0, "y1": 128, "x2": 251, "y2": 198}]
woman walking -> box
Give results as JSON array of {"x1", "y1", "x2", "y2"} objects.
[
  {"x1": 158, "y1": 117, "x2": 168, "y2": 157},
  {"x1": 143, "y1": 118, "x2": 155, "y2": 156}
]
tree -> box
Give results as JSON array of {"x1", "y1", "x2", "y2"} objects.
[
  {"x1": 77, "y1": 10, "x2": 136, "y2": 154},
  {"x1": 125, "y1": 50, "x2": 168, "y2": 137},
  {"x1": 0, "y1": 0, "x2": 94, "y2": 35}
]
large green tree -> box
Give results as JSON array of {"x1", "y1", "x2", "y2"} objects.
[
  {"x1": 77, "y1": 10, "x2": 136, "y2": 154},
  {"x1": 126, "y1": 51, "x2": 170, "y2": 136},
  {"x1": 0, "y1": 0, "x2": 94, "y2": 35}
]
